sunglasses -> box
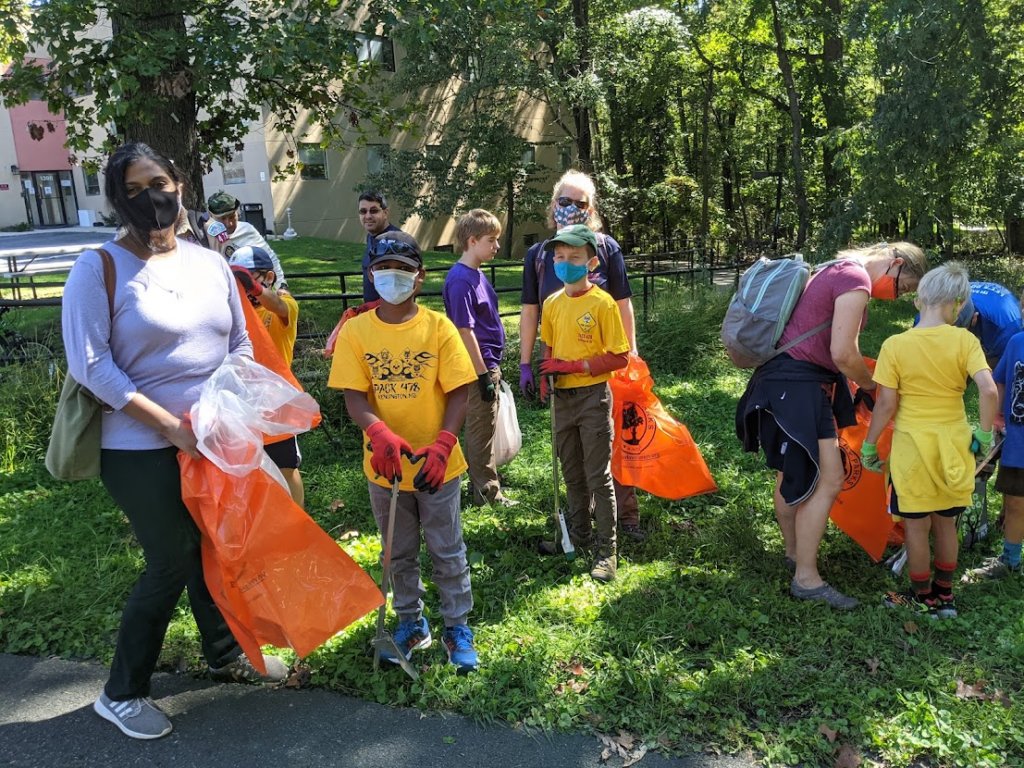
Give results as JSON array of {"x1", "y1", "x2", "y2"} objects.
[
  {"x1": 556, "y1": 196, "x2": 589, "y2": 208},
  {"x1": 372, "y1": 238, "x2": 419, "y2": 259}
]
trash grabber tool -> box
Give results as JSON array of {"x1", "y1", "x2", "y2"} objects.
[
  {"x1": 548, "y1": 375, "x2": 575, "y2": 561},
  {"x1": 371, "y1": 477, "x2": 419, "y2": 681}
]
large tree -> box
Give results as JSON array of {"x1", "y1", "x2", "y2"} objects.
[{"x1": 0, "y1": 0, "x2": 392, "y2": 207}]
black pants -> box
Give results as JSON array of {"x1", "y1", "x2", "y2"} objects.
[{"x1": 101, "y1": 447, "x2": 240, "y2": 700}]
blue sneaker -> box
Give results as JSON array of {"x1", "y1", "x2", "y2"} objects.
[
  {"x1": 379, "y1": 617, "x2": 431, "y2": 664},
  {"x1": 442, "y1": 624, "x2": 478, "y2": 674}
]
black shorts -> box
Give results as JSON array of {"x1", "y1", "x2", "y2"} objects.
[
  {"x1": 890, "y1": 484, "x2": 963, "y2": 520},
  {"x1": 995, "y1": 464, "x2": 1024, "y2": 497},
  {"x1": 264, "y1": 436, "x2": 301, "y2": 470}
]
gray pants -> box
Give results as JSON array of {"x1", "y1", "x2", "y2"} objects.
[
  {"x1": 554, "y1": 382, "x2": 617, "y2": 558},
  {"x1": 464, "y1": 367, "x2": 501, "y2": 504},
  {"x1": 368, "y1": 476, "x2": 473, "y2": 627}
]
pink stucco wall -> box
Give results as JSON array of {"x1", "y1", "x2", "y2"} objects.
[{"x1": 6, "y1": 58, "x2": 71, "y2": 172}]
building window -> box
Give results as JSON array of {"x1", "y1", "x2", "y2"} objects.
[
  {"x1": 367, "y1": 145, "x2": 387, "y2": 175},
  {"x1": 222, "y1": 156, "x2": 246, "y2": 185},
  {"x1": 84, "y1": 170, "x2": 101, "y2": 196},
  {"x1": 521, "y1": 145, "x2": 536, "y2": 167},
  {"x1": 298, "y1": 143, "x2": 328, "y2": 180},
  {"x1": 559, "y1": 146, "x2": 573, "y2": 170},
  {"x1": 523, "y1": 233, "x2": 538, "y2": 248},
  {"x1": 356, "y1": 34, "x2": 395, "y2": 72}
]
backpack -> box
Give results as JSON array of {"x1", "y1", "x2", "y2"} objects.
[{"x1": 720, "y1": 255, "x2": 842, "y2": 369}]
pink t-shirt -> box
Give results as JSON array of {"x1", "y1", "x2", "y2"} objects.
[{"x1": 777, "y1": 260, "x2": 870, "y2": 371}]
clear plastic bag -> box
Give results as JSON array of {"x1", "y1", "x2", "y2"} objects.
[
  {"x1": 190, "y1": 353, "x2": 320, "y2": 482},
  {"x1": 493, "y1": 380, "x2": 522, "y2": 466}
]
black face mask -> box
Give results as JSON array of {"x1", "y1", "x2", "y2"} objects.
[{"x1": 120, "y1": 188, "x2": 180, "y2": 233}]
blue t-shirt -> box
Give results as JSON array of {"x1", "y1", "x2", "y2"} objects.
[
  {"x1": 970, "y1": 282, "x2": 1022, "y2": 362},
  {"x1": 520, "y1": 232, "x2": 633, "y2": 308},
  {"x1": 994, "y1": 330, "x2": 1024, "y2": 468},
  {"x1": 442, "y1": 262, "x2": 506, "y2": 370},
  {"x1": 361, "y1": 223, "x2": 402, "y2": 302}
]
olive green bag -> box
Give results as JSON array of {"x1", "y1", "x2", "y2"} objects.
[{"x1": 45, "y1": 250, "x2": 116, "y2": 481}]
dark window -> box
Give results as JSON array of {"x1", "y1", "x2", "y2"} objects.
[
  {"x1": 84, "y1": 170, "x2": 101, "y2": 196},
  {"x1": 298, "y1": 143, "x2": 328, "y2": 180}
]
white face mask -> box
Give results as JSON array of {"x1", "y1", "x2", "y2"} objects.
[{"x1": 373, "y1": 269, "x2": 418, "y2": 305}]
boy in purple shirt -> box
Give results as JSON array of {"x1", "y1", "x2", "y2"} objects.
[{"x1": 443, "y1": 209, "x2": 513, "y2": 507}]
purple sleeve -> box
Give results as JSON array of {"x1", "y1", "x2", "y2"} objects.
[
  {"x1": 521, "y1": 242, "x2": 543, "y2": 305},
  {"x1": 601, "y1": 235, "x2": 633, "y2": 300},
  {"x1": 443, "y1": 270, "x2": 476, "y2": 330},
  {"x1": 61, "y1": 249, "x2": 137, "y2": 409}
]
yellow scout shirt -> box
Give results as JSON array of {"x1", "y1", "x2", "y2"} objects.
[{"x1": 540, "y1": 285, "x2": 630, "y2": 389}]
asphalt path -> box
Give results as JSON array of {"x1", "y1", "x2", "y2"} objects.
[
  {"x1": 0, "y1": 228, "x2": 116, "y2": 275},
  {"x1": 0, "y1": 654, "x2": 757, "y2": 768}
]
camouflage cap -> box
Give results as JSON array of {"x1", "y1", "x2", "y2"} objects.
[{"x1": 207, "y1": 191, "x2": 240, "y2": 215}]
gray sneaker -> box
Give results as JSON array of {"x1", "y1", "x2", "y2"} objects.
[
  {"x1": 790, "y1": 579, "x2": 859, "y2": 610},
  {"x1": 209, "y1": 652, "x2": 289, "y2": 683},
  {"x1": 93, "y1": 692, "x2": 172, "y2": 740},
  {"x1": 961, "y1": 556, "x2": 1022, "y2": 583}
]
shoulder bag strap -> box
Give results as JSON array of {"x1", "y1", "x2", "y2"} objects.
[{"x1": 97, "y1": 248, "x2": 116, "y2": 319}]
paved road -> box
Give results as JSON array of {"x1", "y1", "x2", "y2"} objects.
[
  {"x1": 0, "y1": 654, "x2": 756, "y2": 768},
  {"x1": 0, "y1": 228, "x2": 116, "y2": 275}
]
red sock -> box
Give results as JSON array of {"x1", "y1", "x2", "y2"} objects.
[
  {"x1": 933, "y1": 561, "x2": 956, "y2": 598},
  {"x1": 909, "y1": 570, "x2": 932, "y2": 597}
]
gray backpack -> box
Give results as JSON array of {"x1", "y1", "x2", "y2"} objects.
[{"x1": 721, "y1": 255, "x2": 841, "y2": 369}]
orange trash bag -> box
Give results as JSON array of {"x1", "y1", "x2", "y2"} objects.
[
  {"x1": 829, "y1": 358, "x2": 894, "y2": 562},
  {"x1": 609, "y1": 354, "x2": 717, "y2": 500},
  {"x1": 180, "y1": 455, "x2": 383, "y2": 668},
  {"x1": 237, "y1": 290, "x2": 321, "y2": 444}
]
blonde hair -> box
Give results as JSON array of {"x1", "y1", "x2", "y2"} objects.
[
  {"x1": 916, "y1": 261, "x2": 969, "y2": 308},
  {"x1": 454, "y1": 209, "x2": 501, "y2": 253},
  {"x1": 836, "y1": 241, "x2": 928, "y2": 279},
  {"x1": 547, "y1": 170, "x2": 604, "y2": 231}
]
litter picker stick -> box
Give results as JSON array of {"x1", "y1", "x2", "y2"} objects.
[
  {"x1": 549, "y1": 376, "x2": 575, "y2": 561},
  {"x1": 372, "y1": 477, "x2": 419, "y2": 681}
]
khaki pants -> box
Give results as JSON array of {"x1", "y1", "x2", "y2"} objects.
[
  {"x1": 554, "y1": 382, "x2": 617, "y2": 558},
  {"x1": 464, "y1": 367, "x2": 501, "y2": 504}
]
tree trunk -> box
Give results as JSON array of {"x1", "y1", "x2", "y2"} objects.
[
  {"x1": 504, "y1": 177, "x2": 516, "y2": 257},
  {"x1": 571, "y1": 0, "x2": 593, "y2": 171},
  {"x1": 769, "y1": 0, "x2": 809, "y2": 248},
  {"x1": 1006, "y1": 216, "x2": 1024, "y2": 254},
  {"x1": 699, "y1": 71, "x2": 712, "y2": 248},
  {"x1": 818, "y1": 0, "x2": 850, "y2": 242},
  {"x1": 110, "y1": 8, "x2": 203, "y2": 208}
]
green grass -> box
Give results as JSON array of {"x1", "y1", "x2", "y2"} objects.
[{"x1": 2, "y1": 241, "x2": 1024, "y2": 767}]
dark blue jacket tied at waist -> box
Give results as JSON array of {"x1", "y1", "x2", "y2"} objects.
[{"x1": 736, "y1": 354, "x2": 857, "y2": 507}]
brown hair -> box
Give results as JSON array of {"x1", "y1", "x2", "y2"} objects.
[{"x1": 455, "y1": 209, "x2": 501, "y2": 253}]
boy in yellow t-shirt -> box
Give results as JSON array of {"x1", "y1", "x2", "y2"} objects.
[
  {"x1": 327, "y1": 231, "x2": 480, "y2": 673},
  {"x1": 862, "y1": 262, "x2": 998, "y2": 618},
  {"x1": 229, "y1": 246, "x2": 304, "y2": 506},
  {"x1": 538, "y1": 225, "x2": 631, "y2": 582}
]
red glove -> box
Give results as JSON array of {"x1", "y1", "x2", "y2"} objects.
[
  {"x1": 411, "y1": 430, "x2": 458, "y2": 494},
  {"x1": 231, "y1": 265, "x2": 263, "y2": 298},
  {"x1": 366, "y1": 422, "x2": 413, "y2": 481},
  {"x1": 342, "y1": 299, "x2": 381, "y2": 325},
  {"x1": 539, "y1": 374, "x2": 551, "y2": 403},
  {"x1": 539, "y1": 358, "x2": 586, "y2": 376}
]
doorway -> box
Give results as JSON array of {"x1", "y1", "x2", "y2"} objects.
[{"x1": 21, "y1": 170, "x2": 78, "y2": 227}]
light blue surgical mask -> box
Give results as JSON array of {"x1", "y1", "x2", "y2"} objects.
[
  {"x1": 373, "y1": 269, "x2": 418, "y2": 304},
  {"x1": 554, "y1": 261, "x2": 589, "y2": 285}
]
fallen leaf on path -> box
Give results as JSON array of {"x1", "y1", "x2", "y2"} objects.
[
  {"x1": 329, "y1": 499, "x2": 346, "y2": 511},
  {"x1": 622, "y1": 744, "x2": 648, "y2": 767},
  {"x1": 336, "y1": 529, "x2": 359, "y2": 541},
  {"x1": 865, "y1": 657, "x2": 880, "y2": 675},
  {"x1": 283, "y1": 664, "x2": 311, "y2": 689}
]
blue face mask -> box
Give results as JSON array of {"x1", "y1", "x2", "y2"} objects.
[{"x1": 554, "y1": 261, "x2": 589, "y2": 285}]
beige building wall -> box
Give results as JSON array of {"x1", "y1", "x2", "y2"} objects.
[{"x1": 0, "y1": 110, "x2": 28, "y2": 229}]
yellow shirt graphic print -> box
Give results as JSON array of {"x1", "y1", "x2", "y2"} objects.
[{"x1": 328, "y1": 306, "x2": 477, "y2": 491}]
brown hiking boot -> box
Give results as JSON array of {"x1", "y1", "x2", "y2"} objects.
[{"x1": 590, "y1": 556, "x2": 617, "y2": 583}]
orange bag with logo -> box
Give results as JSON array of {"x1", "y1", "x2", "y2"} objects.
[
  {"x1": 829, "y1": 359, "x2": 894, "y2": 561},
  {"x1": 180, "y1": 454, "x2": 383, "y2": 667},
  {"x1": 609, "y1": 355, "x2": 717, "y2": 500}
]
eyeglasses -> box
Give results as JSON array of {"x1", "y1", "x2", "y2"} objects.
[
  {"x1": 556, "y1": 196, "x2": 588, "y2": 208},
  {"x1": 372, "y1": 238, "x2": 419, "y2": 259},
  {"x1": 359, "y1": 207, "x2": 383, "y2": 216}
]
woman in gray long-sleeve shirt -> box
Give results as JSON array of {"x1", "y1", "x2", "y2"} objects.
[{"x1": 63, "y1": 143, "x2": 286, "y2": 741}]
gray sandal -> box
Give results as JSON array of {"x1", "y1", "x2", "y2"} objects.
[{"x1": 790, "y1": 579, "x2": 859, "y2": 610}]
